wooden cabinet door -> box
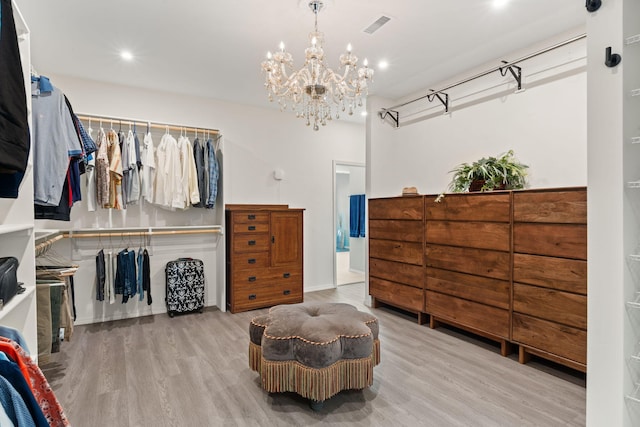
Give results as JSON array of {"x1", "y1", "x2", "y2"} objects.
[{"x1": 271, "y1": 211, "x2": 303, "y2": 267}]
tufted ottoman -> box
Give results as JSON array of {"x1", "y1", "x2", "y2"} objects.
[{"x1": 249, "y1": 302, "x2": 380, "y2": 408}]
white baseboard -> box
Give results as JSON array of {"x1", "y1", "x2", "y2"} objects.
[{"x1": 304, "y1": 283, "x2": 336, "y2": 293}]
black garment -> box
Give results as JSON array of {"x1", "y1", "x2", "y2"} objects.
[
  {"x1": 192, "y1": 138, "x2": 206, "y2": 207},
  {"x1": 96, "y1": 249, "x2": 105, "y2": 301},
  {"x1": 143, "y1": 249, "x2": 152, "y2": 305},
  {"x1": 34, "y1": 173, "x2": 71, "y2": 221},
  {"x1": 69, "y1": 275, "x2": 76, "y2": 321},
  {"x1": 0, "y1": 0, "x2": 29, "y2": 174}
]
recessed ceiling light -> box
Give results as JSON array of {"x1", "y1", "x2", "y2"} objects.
[
  {"x1": 361, "y1": 111, "x2": 368, "y2": 117},
  {"x1": 378, "y1": 60, "x2": 389, "y2": 70},
  {"x1": 120, "y1": 50, "x2": 134, "y2": 61},
  {"x1": 492, "y1": 0, "x2": 509, "y2": 9}
]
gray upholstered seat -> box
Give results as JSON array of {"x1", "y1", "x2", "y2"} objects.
[{"x1": 249, "y1": 302, "x2": 380, "y2": 403}]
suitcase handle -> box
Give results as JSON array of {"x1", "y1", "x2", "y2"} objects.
[
  {"x1": 248, "y1": 225, "x2": 256, "y2": 231},
  {"x1": 283, "y1": 272, "x2": 290, "y2": 278},
  {"x1": 248, "y1": 258, "x2": 256, "y2": 264},
  {"x1": 248, "y1": 240, "x2": 256, "y2": 246},
  {"x1": 248, "y1": 276, "x2": 256, "y2": 282}
]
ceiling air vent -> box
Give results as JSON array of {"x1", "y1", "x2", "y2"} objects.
[{"x1": 363, "y1": 16, "x2": 391, "y2": 34}]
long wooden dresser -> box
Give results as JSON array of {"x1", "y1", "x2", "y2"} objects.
[
  {"x1": 368, "y1": 187, "x2": 587, "y2": 371},
  {"x1": 225, "y1": 204, "x2": 304, "y2": 313}
]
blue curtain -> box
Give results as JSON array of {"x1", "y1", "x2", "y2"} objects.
[{"x1": 349, "y1": 194, "x2": 366, "y2": 238}]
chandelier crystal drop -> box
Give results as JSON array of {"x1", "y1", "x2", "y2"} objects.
[{"x1": 261, "y1": 0, "x2": 374, "y2": 131}]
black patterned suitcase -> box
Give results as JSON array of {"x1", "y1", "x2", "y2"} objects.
[{"x1": 165, "y1": 258, "x2": 205, "y2": 317}]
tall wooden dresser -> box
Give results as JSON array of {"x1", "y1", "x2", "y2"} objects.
[
  {"x1": 225, "y1": 204, "x2": 304, "y2": 313},
  {"x1": 512, "y1": 188, "x2": 587, "y2": 371},
  {"x1": 425, "y1": 192, "x2": 512, "y2": 355},
  {"x1": 368, "y1": 196, "x2": 426, "y2": 323}
]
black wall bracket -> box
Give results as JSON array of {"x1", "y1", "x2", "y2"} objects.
[
  {"x1": 499, "y1": 62, "x2": 522, "y2": 91},
  {"x1": 605, "y1": 46, "x2": 621, "y2": 67},
  {"x1": 586, "y1": 0, "x2": 602, "y2": 12},
  {"x1": 427, "y1": 90, "x2": 449, "y2": 113},
  {"x1": 379, "y1": 109, "x2": 400, "y2": 128}
]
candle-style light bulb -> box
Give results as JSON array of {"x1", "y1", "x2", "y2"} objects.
[
  {"x1": 311, "y1": 37, "x2": 317, "y2": 47},
  {"x1": 363, "y1": 58, "x2": 369, "y2": 67},
  {"x1": 279, "y1": 41, "x2": 285, "y2": 52},
  {"x1": 267, "y1": 51, "x2": 272, "y2": 60},
  {"x1": 347, "y1": 43, "x2": 352, "y2": 53}
]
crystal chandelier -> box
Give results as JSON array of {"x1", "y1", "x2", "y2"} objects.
[{"x1": 261, "y1": 0, "x2": 374, "y2": 131}]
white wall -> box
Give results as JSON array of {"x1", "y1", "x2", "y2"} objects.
[
  {"x1": 346, "y1": 165, "x2": 366, "y2": 273},
  {"x1": 368, "y1": 32, "x2": 587, "y2": 198},
  {"x1": 38, "y1": 74, "x2": 365, "y2": 323}
]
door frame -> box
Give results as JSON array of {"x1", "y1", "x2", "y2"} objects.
[{"x1": 332, "y1": 160, "x2": 365, "y2": 288}]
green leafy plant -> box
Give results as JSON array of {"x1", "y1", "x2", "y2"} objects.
[{"x1": 436, "y1": 150, "x2": 528, "y2": 201}]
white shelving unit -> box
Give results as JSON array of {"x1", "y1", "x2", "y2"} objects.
[
  {"x1": 624, "y1": 0, "x2": 640, "y2": 419},
  {"x1": 0, "y1": 2, "x2": 37, "y2": 359}
]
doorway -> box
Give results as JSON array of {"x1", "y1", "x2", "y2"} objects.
[{"x1": 333, "y1": 161, "x2": 366, "y2": 286}]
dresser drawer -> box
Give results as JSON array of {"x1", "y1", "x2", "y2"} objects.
[
  {"x1": 425, "y1": 193, "x2": 510, "y2": 222},
  {"x1": 370, "y1": 277, "x2": 424, "y2": 312},
  {"x1": 514, "y1": 223, "x2": 587, "y2": 260},
  {"x1": 231, "y1": 252, "x2": 270, "y2": 270},
  {"x1": 513, "y1": 284, "x2": 587, "y2": 329},
  {"x1": 233, "y1": 282, "x2": 303, "y2": 312},
  {"x1": 232, "y1": 233, "x2": 270, "y2": 253},
  {"x1": 512, "y1": 313, "x2": 586, "y2": 365},
  {"x1": 513, "y1": 253, "x2": 587, "y2": 294},
  {"x1": 369, "y1": 219, "x2": 423, "y2": 243},
  {"x1": 233, "y1": 212, "x2": 270, "y2": 223},
  {"x1": 369, "y1": 258, "x2": 424, "y2": 289},
  {"x1": 369, "y1": 197, "x2": 423, "y2": 220},
  {"x1": 426, "y1": 244, "x2": 510, "y2": 280},
  {"x1": 513, "y1": 189, "x2": 586, "y2": 224},
  {"x1": 369, "y1": 238, "x2": 423, "y2": 265},
  {"x1": 426, "y1": 267, "x2": 509, "y2": 309},
  {"x1": 232, "y1": 268, "x2": 302, "y2": 286},
  {"x1": 426, "y1": 291, "x2": 509, "y2": 339},
  {"x1": 426, "y1": 220, "x2": 510, "y2": 251},
  {"x1": 233, "y1": 222, "x2": 269, "y2": 234}
]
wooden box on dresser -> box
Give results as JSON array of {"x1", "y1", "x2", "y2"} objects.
[
  {"x1": 225, "y1": 204, "x2": 304, "y2": 313},
  {"x1": 425, "y1": 192, "x2": 512, "y2": 356},
  {"x1": 512, "y1": 187, "x2": 587, "y2": 372},
  {"x1": 368, "y1": 196, "x2": 426, "y2": 323}
]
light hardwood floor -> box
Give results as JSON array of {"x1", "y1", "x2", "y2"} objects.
[{"x1": 40, "y1": 283, "x2": 586, "y2": 426}]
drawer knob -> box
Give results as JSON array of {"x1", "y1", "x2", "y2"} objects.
[
  {"x1": 248, "y1": 225, "x2": 256, "y2": 231},
  {"x1": 248, "y1": 258, "x2": 256, "y2": 264},
  {"x1": 283, "y1": 290, "x2": 291, "y2": 295},
  {"x1": 248, "y1": 240, "x2": 256, "y2": 246},
  {"x1": 248, "y1": 214, "x2": 256, "y2": 220},
  {"x1": 248, "y1": 276, "x2": 257, "y2": 282},
  {"x1": 249, "y1": 294, "x2": 256, "y2": 300},
  {"x1": 283, "y1": 272, "x2": 291, "y2": 278}
]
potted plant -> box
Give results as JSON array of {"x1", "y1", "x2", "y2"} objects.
[{"x1": 438, "y1": 150, "x2": 528, "y2": 200}]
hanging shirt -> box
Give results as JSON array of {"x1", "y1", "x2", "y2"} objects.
[
  {"x1": 176, "y1": 135, "x2": 199, "y2": 209},
  {"x1": 140, "y1": 132, "x2": 156, "y2": 203},
  {"x1": 118, "y1": 131, "x2": 128, "y2": 208},
  {"x1": 192, "y1": 138, "x2": 206, "y2": 208},
  {"x1": 107, "y1": 130, "x2": 123, "y2": 209},
  {"x1": 205, "y1": 137, "x2": 219, "y2": 209},
  {"x1": 126, "y1": 130, "x2": 140, "y2": 203},
  {"x1": 155, "y1": 133, "x2": 179, "y2": 210},
  {"x1": 31, "y1": 81, "x2": 83, "y2": 206},
  {"x1": 85, "y1": 127, "x2": 97, "y2": 211},
  {"x1": 95, "y1": 128, "x2": 110, "y2": 208}
]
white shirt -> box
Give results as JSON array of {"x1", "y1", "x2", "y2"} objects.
[{"x1": 140, "y1": 132, "x2": 156, "y2": 203}]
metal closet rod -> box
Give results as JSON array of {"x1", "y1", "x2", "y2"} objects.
[
  {"x1": 380, "y1": 33, "x2": 586, "y2": 113},
  {"x1": 76, "y1": 113, "x2": 220, "y2": 135}
]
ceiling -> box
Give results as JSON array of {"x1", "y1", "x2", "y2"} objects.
[{"x1": 16, "y1": 0, "x2": 586, "y2": 122}]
